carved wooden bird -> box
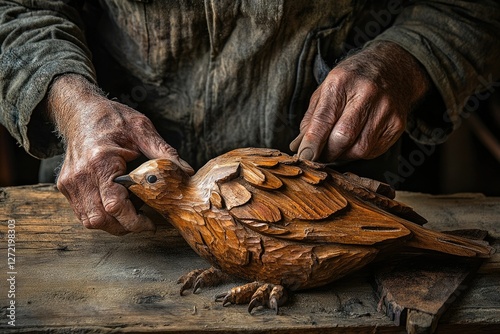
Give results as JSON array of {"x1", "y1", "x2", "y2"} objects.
[{"x1": 115, "y1": 148, "x2": 493, "y2": 313}]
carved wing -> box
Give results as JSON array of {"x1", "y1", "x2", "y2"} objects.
[{"x1": 210, "y1": 148, "x2": 421, "y2": 246}]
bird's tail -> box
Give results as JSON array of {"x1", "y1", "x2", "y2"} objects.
[{"x1": 401, "y1": 221, "x2": 495, "y2": 258}]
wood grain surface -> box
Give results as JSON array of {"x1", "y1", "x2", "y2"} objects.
[{"x1": 0, "y1": 185, "x2": 499, "y2": 333}]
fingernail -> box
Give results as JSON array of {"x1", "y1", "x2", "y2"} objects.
[{"x1": 298, "y1": 147, "x2": 314, "y2": 161}]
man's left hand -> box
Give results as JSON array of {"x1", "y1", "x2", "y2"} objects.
[{"x1": 290, "y1": 41, "x2": 430, "y2": 162}]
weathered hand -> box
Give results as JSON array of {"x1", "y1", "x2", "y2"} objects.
[
  {"x1": 290, "y1": 41, "x2": 430, "y2": 162},
  {"x1": 47, "y1": 74, "x2": 193, "y2": 235}
]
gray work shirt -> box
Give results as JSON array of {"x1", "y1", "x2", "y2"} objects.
[{"x1": 1, "y1": 0, "x2": 499, "y2": 169}]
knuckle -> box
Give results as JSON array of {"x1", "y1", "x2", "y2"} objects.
[
  {"x1": 377, "y1": 95, "x2": 392, "y2": 110},
  {"x1": 82, "y1": 214, "x2": 107, "y2": 230},
  {"x1": 163, "y1": 144, "x2": 179, "y2": 157},
  {"x1": 56, "y1": 166, "x2": 88, "y2": 195},
  {"x1": 322, "y1": 80, "x2": 340, "y2": 97},
  {"x1": 314, "y1": 104, "x2": 338, "y2": 124},
  {"x1": 357, "y1": 80, "x2": 378, "y2": 96},
  {"x1": 86, "y1": 152, "x2": 124, "y2": 180},
  {"x1": 384, "y1": 121, "x2": 405, "y2": 140},
  {"x1": 55, "y1": 163, "x2": 71, "y2": 185},
  {"x1": 156, "y1": 140, "x2": 178, "y2": 159},
  {"x1": 103, "y1": 199, "x2": 123, "y2": 216},
  {"x1": 131, "y1": 113, "x2": 154, "y2": 131},
  {"x1": 87, "y1": 146, "x2": 110, "y2": 164},
  {"x1": 391, "y1": 117, "x2": 406, "y2": 132},
  {"x1": 302, "y1": 130, "x2": 325, "y2": 145},
  {"x1": 344, "y1": 150, "x2": 363, "y2": 161},
  {"x1": 127, "y1": 221, "x2": 145, "y2": 233},
  {"x1": 340, "y1": 137, "x2": 375, "y2": 161},
  {"x1": 351, "y1": 141, "x2": 371, "y2": 159},
  {"x1": 332, "y1": 129, "x2": 350, "y2": 142},
  {"x1": 331, "y1": 127, "x2": 355, "y2": 148},
  {"x1": 56, "y1": 173, "x2": 68, "y2": 190},
  {"x1": 63, "y1": 169, "x2": 90, "y2": 191},
  {"x1": 328, "y1": 67, "x2": 351, "y2": 83}
]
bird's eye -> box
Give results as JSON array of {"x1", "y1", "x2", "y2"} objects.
[{"x1": 146, "y1": 175, "x2": 158, "y2": 184}]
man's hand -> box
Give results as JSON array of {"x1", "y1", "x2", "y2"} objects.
[
  {"x1": 290, "y1": 41, "x2": 430, "y2": 162},
  {"x1": 47, "y1": 74, "x2": 193, "y2": 235}
]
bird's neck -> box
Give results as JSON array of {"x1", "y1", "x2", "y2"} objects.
[
  {"x1": 154, "y1": 160, "x2": 240, "y2": 230},
  {"x1": 153, "y1": 182, "x2": 211, "y2": 243}
]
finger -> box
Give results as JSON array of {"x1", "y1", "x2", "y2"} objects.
[
  {"x1": 100, "y1": 179, "x2": 156, "y2": 233},
  {"x1": 58, "y1": 175, "x2": 129, "y2": 236},
  {"x1": 289, "y1": 89, "x2": 321, "y2": 154},
  {"x1": 97, "y1": 155, "x2": 155, "y2": 233},
  {"x1": 353, "y1": 115, "x2": 404, "y2": 160},
  {"x1": 323, "y1": 99, "x2": 371, "y2": 161},
  {"x1": 336, "y1": 99, "x2": 404, "y2": 161},
  {"x1": 289, "y1": 132, "x2": 304, "y2": 152},
  {"x1": 295, "y1": 86, "x2": 345, "y2": 161},
  {"x1": 133, "y1": 120, "x2": 195, "y2": 175},
  {"x1": 79, "y1": 184, "x2": 129, "y2": 235},
  {"x1": 84, "y1": 206, "x2": 130, "y2": 236},
  {"x1": 337, "y1": 124, "x2": 384, "y2": 161},
  {"x1": 299, "y1": 89, "x2": 321, "y2": 133}
]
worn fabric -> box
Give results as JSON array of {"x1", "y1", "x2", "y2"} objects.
[{"x1": 1, "y1": 0, "x2": 499, "y2": 170}]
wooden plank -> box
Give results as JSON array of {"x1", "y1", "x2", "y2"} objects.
[
  {"x1": 395, "y1": 193, "x2": 500, "y2": 333},
  {"x1": 0, "y1": 185, "x2": 498, "y2": 333},
  {"x1": 374, "y1": 229, "x2": 490, "y2": 333},
  {"x1": 0, "y1": 185, "x2": 394, "y2": 333},
  {"x1": 374, "y1": 254, "x2": 484, "y2": 333}
]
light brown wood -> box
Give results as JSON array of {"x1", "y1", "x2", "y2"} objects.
[
  {"x1": 117, "y1": 148, "x2": 493, "y2": 295},
  {"x1": 0, "y1": 185, "x2": 499, "y2": 332}
]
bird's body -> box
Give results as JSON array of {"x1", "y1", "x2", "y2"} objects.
[{"x1": 117, "y1": 148, "x2": 493, "y2": 309}]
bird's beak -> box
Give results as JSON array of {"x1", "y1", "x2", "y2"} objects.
[{"x1": 114, "y1": 175, "x2": 136, "y2": 188}]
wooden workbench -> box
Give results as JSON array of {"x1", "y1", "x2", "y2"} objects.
[{"x1": 0, "y1": 184, "x2": 499, "y2": 333}]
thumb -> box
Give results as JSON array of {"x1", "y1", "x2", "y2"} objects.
[
  {"x1": 133, "y1": 122, "x2": 195, "y2": 175},
  {"x1": 289, "y1": 132, "x2": 304, "y2": 153}
]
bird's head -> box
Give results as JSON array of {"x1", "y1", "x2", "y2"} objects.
[{"x1": 114, "y1": 159, "x2": 189, "y2": 207}]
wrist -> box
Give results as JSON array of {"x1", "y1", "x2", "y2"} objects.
[{"x1": 46, "y1": 74, "x2": 104, "y2": 142}]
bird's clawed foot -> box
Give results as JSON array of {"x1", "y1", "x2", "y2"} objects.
[
  {"x1": 177, "y1": 267, "x2": 230, "y2": 295},
  {"x1": 215, "y1": 282, "x2": 288, "y2": 314}
]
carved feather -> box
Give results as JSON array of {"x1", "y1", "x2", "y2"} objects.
[{"x1": 118, "y1": 147, "x2": 494, "y2": 295}]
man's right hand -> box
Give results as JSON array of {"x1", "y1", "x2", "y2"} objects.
[{"x1": 46, "y1": 74, "x2": 194, "y2": 235}]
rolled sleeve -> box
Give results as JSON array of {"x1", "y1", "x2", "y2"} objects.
[
  {"x1": 371, "y1": 0, "x2": 500, "y2": 144},
  {"x1": 0, "y1": 1, "x2": 96, "y2": 158}
]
